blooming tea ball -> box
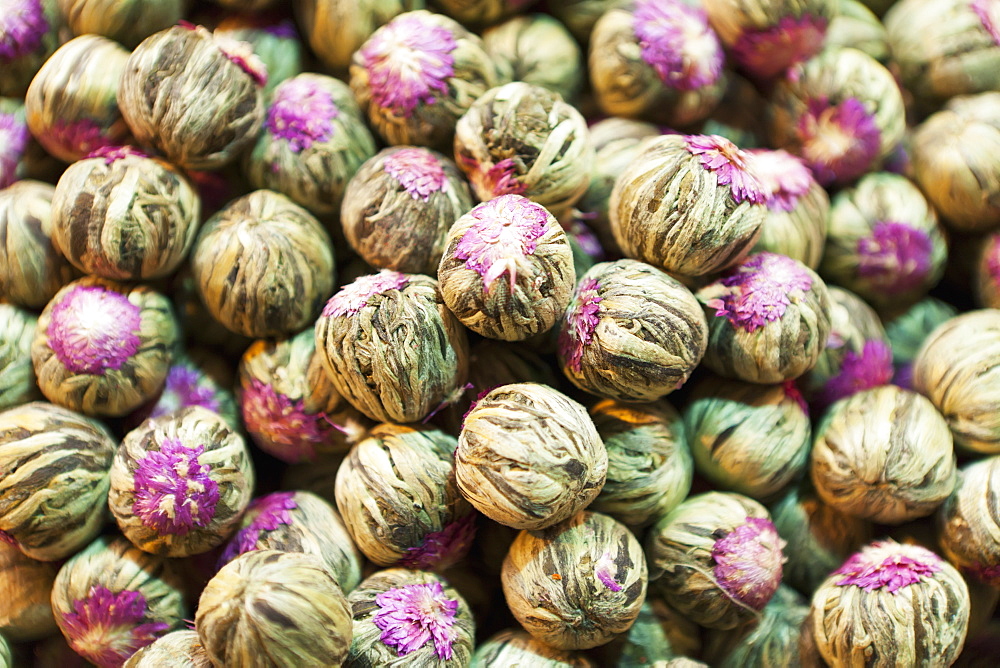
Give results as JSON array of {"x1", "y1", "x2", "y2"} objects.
[
  {"x1": 438, "y1": 195, "x2": 575, "y2": 341},
  {"x1": 51, "y1": 536, "x2": 187, "y2": 666},
  {"x1": 810, "y1": 386, "x2": 957, "y2": 523},
  {"x1": 0, "y1": 0, "x2": 60, "y2": 98},
  {"x1": 118, "y1": 24, "x2": 267, "y2": 170},
  {"x1": 697, "y1": 253, "x2": 831, "y2": 383},
  {"x1": 31, "y1": 278, "x2": 178, "y2": 417},
  {"x1": 131, "y1": 351, "x2": 239, "y2": 430},
  {"x1": 645, "y1": 491, "x2": 786, "y2": 629},
  {"x1": 196, "y1": 550, "x2": 353, "y2": 667},
  {"x1": 0, "y1": 180, "x2": 76, "y2": 310},
  {"x1": 214, "y1": 13, "x2": 304, "y2": 95},
  {"x1": 610, "y1": 134, "x2": 767, "y2": 278},
  {"x1": 342, "y1": 146, "x2": 474, "y2": 274},
  {"x1": 938, "y1": 456, "x2": 1000, "y2": 585},
  {"x1": 57, "y1": 0, "x2": 183, "y2": 49},
  {"x1": 192, "y1": 190, "x2": 336, "y2": 339},
  {"x1": 124, "y1": 630, "x2": 210, "y2": 668},
  {"x1": 454, "y1": 82, "x2": 593, "y2": 221},
  {"x1": 558, "y1": 259, "x2": 708, "y2": 401},
  {"x1": 295, "y1": 0, "x2": 418, "y2": 73},
  {"x1": 0, "y1": 305, "x2": 38, "y2": 411},
  {"x1": 471, "y1": 629, "x2": 594, "y2": 667},
  {"x1": 245, "y1": 73, "x2": 376, "y2": 217},
  {"x1": 456, "y1": 383, "x2": 607, "y2": 530},
  {"x1": 347, "y1": 568, "x2": 475, "y2": 665},
  {"x1": 218, "y1": 491, "x2": 363, "y2": 594},
  {"x1": 0, "y1": 541, "x2": 57, "y2": 641},
  {"x1": 484, "y1": 14, "x2": 582, "y2": 102},
  {"x1": 809, "y1": 540, "x2": 969, "y2": 667},
  {"x1": 315, "y1": 270, "x2": 469, "y2": 423},
  {"x1": 703, "y1": 585, "x2": 809, "y2": 668}
]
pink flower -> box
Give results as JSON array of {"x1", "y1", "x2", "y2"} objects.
[
  {"x1": 322, "y1": 270, "x2": 410, "y2": 318},
  {"x1": 835, "y1": 540, "x2": 942, "y2": 593},
  {"x1": 973, "y1": 0, "x2": 1000, "y2": 46},
  {"x1": 558, "y1": 278, "x2": 603, "y2": 373},
  {"x1": 782, "y1": 379, "x2": 809, "y2": 413},
  {"x1": 595, "y1": 551, "x2": 624, "y2": 592},
  {"x1": 796, "y1": 97, "x2": 881, "y2": 186},
  {"x1": 384, "y1": 148, "x2": 448, "y2": 201},
  {"x1": 819, "y1": 339, "x2": 894, "y2": 408},
  {"x1": 685, "y1": 134, "x2": 766, "y2": 204},
  {"x1": 48, "y1": 119, "x2": 111, "y2": 159},
  {"x1": 747, "y1": 149, "x2": 814, "y2": 212},
  {"x1": 266, "y1": 77, "x2": 339, "y2": 152},
  {"x1": 711, "y1": 516, "x2": 786, "y2": 610},
  {"x1": 373, "y1": 582, "x2": 460, "y2": 660},
  {"x1": 632, "y1": 0, "x2": 724, "y2": 90},
  {"x1": 730, "y1": 14, "x2": 828, "y2": 80},
  {"x1": 240, "y1": 378, "x2": 332, "y2": 463},
  {"x1": 0, "y1": 0, "x2": 48, "y2": 62},
  {"x1": 0, "y1": 110, "x2": 29, "y2": 189},
  {"x1": 47, "y1": 285, "x2": 143, "y2": 376},
  {"x1": 132, "y1": 438, "x2": 220, "y2": 536},
  {"x1": 568, "y1": 219, "x2": 605, "y2": 260},
  {"x1": 149, "y1": 363, "x2": 222, "y2": 419},
  {"x1": 213, "y1": 32, "x2": 267, "y2": 86},
  {"x1": 706, "y1": 253, "x2": 814, "y2": 333},
  {"x1": 86, "y1": 145, "x2": 148, "y2": 164},
  {"x1": 398, "y1": 512, "x2": 477, "y2": 571},
  {"x1": 60, "y1": 585, "x2": 169, "y2": 667},
  {"x1": 466, "y1": 157, "x2": 526, "y2": 199},
  {"x1": 218, "y1": 492, "x2": 297, "y2": 566},
  {"x1": 856, "y1": 221, "x2": 934, "y2": 295}
]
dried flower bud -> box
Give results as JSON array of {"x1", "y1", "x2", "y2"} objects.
[
  {"x1": 123, "y1": 630, "x2": 210, "y2": 668},
  {"x1": 342, "y1": 146, "x2": 474, "y2": 274},
  {"x1": 51, "y1": 536, "x2": 186, "y2": 667},
  {"x1": 57, "y1": 0, "x2": 184, "y2": 49},
  {"x1": 472, "y1": 628, "x2": 595, "y2": 667},
  {"x1": 118, "y1": 24, "x2": 266, "y2": 170},
  {"x1": 196, "y1": 550, "x2": 353, "y2": 667},
  {"x1": 558, "y1": 259, "x2": 708, "y2": 401},
  {"x1": 645, "y1": 491, "x2": 786, "y2": 629},
  {"x1": 130, "y1": 351, "x2": 238, "y2": 431},
  {"x1": 0, "y1": 541, "x2": 57, "y2": 641},
  {"x1": 610, "y1": 134, "x2": 767, "y2": 278},
  {"x1": 938, "y1": 457, "x2": 1000, "y2": 585},
  {"x1": 0, "y1": 0, "x2": 60, "y2": 98},
  {"x1": 347, "y1": 568, "x2": 475, "y2": 665},
  {"x1": 457, "y1": 383, "x2": 607, "y2": 530},
  {"x1": 214, "y1": 14, "x2": 304, "y2": 95},
  {"x1": 484, "y1": 14, "x2": 582, "y2": 102},
  {"x1": 192, "y1": 190, "x2": 335, "y2": 339},
  {"x1": 703, "y1": 585, "x2": 809, "y2": 667},
  {"x1": 315, "y1": 271, "x2": 469, "y2": 423},
  {"x1": 31, "y1": 278, "x2": 178, "y2": 417},
  {"x1": 454, "y1": 82, "x2": 593, "y2": 221},
  {"x1": 809, "y1": 540, "x2": 969, "y2": 667},
  {"x1": 295, "y1": 0, "x2": 418, "y2": 73},
  {"x1": 697, "y1": 252, "x2": 832, "y2": 383},
  {"x1": 438, "y1": 195, "x2": 575, "y2": 341},
  {"x1": 810, "y1": 386, "x2": 957, "y2": 523},
  {"x1": 0, "y1": 305, "x2": 38, "y2": 412},
  {"x1": 0, "y1": 402, "x2": 115, "y2": 561},
  {"x1": 825, "y1": 0, "x2": 890, "y2": 63}
]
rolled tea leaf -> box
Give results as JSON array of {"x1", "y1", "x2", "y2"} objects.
[
  {"x1": 938, "y1": 456, "x2": 1000, "y2": 586},
  {"x1": 882, "y1": 296, "x2": 957, "y2": 388},
  {"x1": 702, "y1": 585, "x2": 809, "y2": 668},
  {"x1": 57, "y1": 0, "x2": 184, "y2": 48},
  {"x1": 825, "y1": 0, "x2": 890, "y2": 63},
  {"x1": 124, "y1": 630, "x2": 210, "y2": 668},
  {"x1": 484, "y1": 14, "x2": 582, "y2": 102},
  {"x1": 0, "y1": 540, "x2": 57, "y2": 642},
  {"x1": 434, "y1": 0, "x2": 539, "y2": 25},
  {"x1": 471, "y1": 628, "x2": 594, "y2": 667},
  {"x1": 0, "y1": 305, "x2": 39, "y2": 411}
]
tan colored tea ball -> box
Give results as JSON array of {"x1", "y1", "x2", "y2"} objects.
[
  {"x1": 295, "y1": 0, "x2": 420, "y2": 73},
  {"x1": 0, "y1": 541, "x2": 57, "y2": 642},
  {"x1": 57, "y1": 0, "x2": 184, "y2": 48},
  {"x1": 471, "y1": 628, "x2": 595, "y2": 667},
  {"x1": 0, "y1": 305, "x2": 39, "y2": 411},
  {"x1": 124, "y1": 630, "x2": 210, "y2": 668},
  {"x1": 484, "y1": 14, "x2": 582, "y2": 102},
  {"x1": 702, "y1": 585, "x2": 810, "y2": 668},
  {"x1": 938, "y1": 456, "x2": 1000, "y2": 586}
]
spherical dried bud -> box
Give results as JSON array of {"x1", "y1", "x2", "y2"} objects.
[
  {"x1": 192, "y1": 190, "x2": 335, "y2": 339},
  {"x1": 342, "y1": 146, "x2": 474, "y2": 274},
  {"x1": 51, "y1": 536, "x2": 186, "y2": 667},
  {"x1": 1, "y1": 0, "x2": 62, "y2": 98},
  {"x1": 645, "y1": 491, "x2": 786, "y2": 629},
  {"x1": 825, "y1": 0, "x2": 890, "y2": 64},
  {"x1": 31, "y1": 278, "x2": 178, "y2": 417},
  {"x1": 118, "y1": 24, "x2": 266, "y2": 170},
  {"x1": 213, "y1": 14, "x2": 304, "y2": 95},
  {"x1": 809, "y1": 540, "x2": 969, "y2": 667},
  {"x1": 0, "y1": 540, "x2": 57, "y2": 641},
  {"x1": 438, "y1": 195, "x2": 575, "y2": 341},
  {"x1": 558, "y1": 259, "x2": 708, "y2": 401},
  {"x1": 810, "y1": 386, "x2": 957, "y2": 523},
  {"x1": 0, "y1": 305, "x2": 39, "y2": 411},
  {"x1": 610, "y1": 134, "x2": 767, "y2": 278},
  {"x1": 196, "y1": 550, "x2": 352, "y2": 667},
  {"x1": 123, "y1": 630, "x2": 210, "y2": 668},
  {"x1": 938, "y1": 457, "x2": 1000, "y2": 585},
  {"x1": 703, "y1": 585, "x2": 809, "y2": 668},
  {"x1": 295, "y1": 0, "x2": 419, "y2": 73},
  {"x1": 456, "y1": 383, "x2": 607, "y2": 530},
  {"x1": 57, "y1": 0, "x2": 183, "y2": 49},
  {"x1": 472, "y1": 628, "x2": 595, "y2": 667},
  {"x1": 484, "y1": 14, "x2": 582, "y2": 102},
  {"x1": 454, "y1": 82, "x2": 593, "y2": 221}
]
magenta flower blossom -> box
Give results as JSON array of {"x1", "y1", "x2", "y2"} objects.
[
  {"x1": 973, "y1": 0, "x2": 1000, "y2": 45},
  {"x1": 595, "y1": 551, "x2": 624, "y2": 592},
  {"x1": 558, "y1": 278, "x2": 603, "y2": 373},
  {"x1": 819, "y1": 339, "x2": 894, "y2": 407},
  {"x1": 796, "y1": 97, "x2": 881, "y2": 186},
  {"x1": 685, "y1": 134, "x2": 766, "y2": 204},
  {"x1": 454, "y1": 194, "x2": 551, "y2": 292},
  {"x1": 241, "y1": 379, "x2": 331, "y2": 463},
  {"x1": 465, "y1": 156, "x2": 526, "y2": 198},
  {"x1": 373, "y1": 582, "x2": 460, "y2": 660},
  {"x1": 0, "y1": 0, "x2": 48, "y2": 62},
  {"x1": 0, "y1": 110, "x2": 29, "y2": 189},
  {"x1": 266, "y1": 78, "x2": 339, "y2": 152},
  {"x1": 705, "y1": 253, "x2": 814, "y2": 333},
  {"x1": 856, "y1": 221, "x2": 934, "y2": 295},
  {"x1": 747, "y1": 149, "x2": 814, "y2": 212},
  {"x1": 782, "y1": 379, "x2": 809, "y2": 413},
  {"x1": 47, "y1": 285, "x2": 143, "y2": 376},
  {"x1": 219, "y1": 492, "x2": 297, "y2": 566},
  {"x1": 48, "y1": 118, "x2": 111, "y2": 159},
  {"x1": 361, "y1": 14, "x2": 457, "y2": 117},
  {"x1": 835, "y1": 540, "x2": 942, "y2": 593},
  {"x1": 568, "y1": 219, "x2": 605, "y2": 260},
  {"x1": 323, "y1": 270, "x2": 410, "y2": 318},
  {"x1": 632, "y1": 0, "x2": 724, "y2": 91},
  {"x1": 60, "y1": 585, "x2": 169, "y2": 667},
  {"x1": 384, "y1": 148, "x2": 448, "y2": 201},
  {"x1": 711, "y1": 516, "x2": 785, "y2": 610},
  {"x1": 86, "y1": 145, "x2": 148, "y2": 164},
  {"x1": 730, "y1": 14, "x2": 828, "y2": 80},
  {"x1": 398, "y1": 512, "x2": 477, "y2": 570},
  {"x1": 212, "y1": 32, "x2": 268, "y2": 87},
  {"x1": 147, "y1": 363, "x2": 222, "y2": 420},
  {"x1": 264, "y1": 18, "x2": 299, "y2": 40},
  {"x1": 133, "y1": 438, "x2": 220, "y2": 536}
]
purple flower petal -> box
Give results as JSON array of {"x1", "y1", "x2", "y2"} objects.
[
  {"x1": 86, "y1": 146, "x2": 148, "y2": 164},
  {"x1": 710, "y1": 253, "x2": 814, "y2": 333},
  {"x1": 632, "y1": 0, "x2": 724, "y2": 91},
  {"x1": 373, "y1": 582, "x2": 460, "y2": 660},
  {"x1": 218, "y1": 492, "x2": 297, "y2": 566},
  {"x1": 384, "y1": 148, "x2": 448, "y2": 201},
  {"x1": 0, "y1": 0, "x2": 48, "y2": 62},
  {"x1": 48, "y1": 119, "x2": 112, "y2": 162},
  {"x1": 47, "y1": 285, "x2": 143, "y2": 376},
  {"x1": 0, "y1": 110, "x2": 30, "y2": 189},
  {"x1": 60, "y1": 585, "x2": 169, "y2": 667},
  {"x1": 322, "y1": 270, "x2": 410, "y2": 318},
  {"x1": 398, "y1": 512, "x2": 477, "y2": 570},
  {"x1": 835, "y1": 540, "x2": 942, "y2": 593},
  {"x1": 747, "y1": 149, "x2": 814, "y2": 212},
  {"x1": 685, "y1": 134, "x2": 766, "y2": 204},
  {"x1": 973, "y1": 0, "x2": 1000, "y2": 45},
  {"x1": 819, "y1": 339, "x2": 894, "y2": 407},
  {"x1": 465, "y1": 156, "x2": 526, "y2": 199},
  {"x1": 150, "y1": 362, "x2": 222, "y2": 419},
  {"x1": 595, "y1": 551, "x2": 624, "y2": 592},
  {"x1": 132, "y1": 438, "x2": 220, "y2": 536},
  {"x1": 558, "y1": 278, "x2": 603, "y2": 373},
  {"x1": 266, "y1": 77, "x2": 339, "y2": 152},
  {"x1": 730, "y1": 14, "x2": 828, "y2": 80},
  {"x1": 782, "y1": 379, "x2": 809, "y2": 413},
  {"x1": 856, "y1": 221, "x2": 934, "y2": 295},
  {"x1": 796, "y1": 97, "x2": 881, "y2": 186},
  {"x1": 240, "y1": 378, "x2": 331, "y2": 462},
  {"x1": 711, "y1": 516, "x2": 785, "y2": 610}
]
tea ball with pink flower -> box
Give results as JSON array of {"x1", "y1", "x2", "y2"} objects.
[
  {"x1": 127, "y1": 350, "x2": 238, "y2": 432},
  {"x1": 0, "y1": 305, "x2": 38, "y2": 412},
  {"x1": 483, "y1": 14, "x2": 583, "y2": 103},
  {"x1": 58, "y1": 0, "x2": 183, "y2": 49},
  {"x1": 51, "y1": 536, "x2": 187, "y2": 667},
  {"x1": 212, "y1": 12, "x2": 304, "y2": 95},
  {"x1": 31, "y1": 277, "x2": 178, "y2": 418},
  {"x1": 808, "y1": 540, "x2": 969, "y2": 667},
  {"x1": 938, "y1": 456, "x2": 1000, "y2": 588},
  {"x1": 123, "y1": 630, "x2": 209, "y2": 667},
  {"x1": 0, "y1": 0, "x2": 61, "y2": 98},
  {"x1": 472, "y1": 629, "x2": 594, "y2": 666}
]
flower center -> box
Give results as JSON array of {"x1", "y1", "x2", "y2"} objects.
[
  {"x1": 323, "y1": 270, "x2": 410, "y2": 318},
  {"x1": 47, "y1": 285, "x2": 143, "y2": 376},
  {"x1": 373, "y1": 582, "x2": 460, "y2": 660},
  {"x1": 856, "y1": 221, "x2": 933, "y2": 294},
  {"x1": 730, "y1": 15, "x2": 828, "y2": 80},
  {"x1": 384, "y1": 148, "x2": 448, "y2": 201},
  {"x1": 797, "y1": 97, "x2": 881, "y2": 186},
  {"x1": 266, "y1": 78, "x2": 339, "y2": 152},
  {"x1": 632, "y1": 0, "x2": 724, "y2": 90},
  {"x1": 60, "y1": 586, "x2": 168, "y2": 667},
  {"x1": 133, "y1": 438, "x2": 220, "y2": 536},
  {"x1": 0, "y1": 0, "x2": 48, "y2": 63},
  {"x1": 706, "y1": 253, "x2": 813, "y2": 333}
]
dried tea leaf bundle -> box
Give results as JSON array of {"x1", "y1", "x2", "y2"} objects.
[
  {"x1": 824, "y1": 0, "x2": 890, "y2": 63},
  {"x1": 937, "y1": 456, "x2": 1000, "y2": 586},
  {"x1": 471, "y1": 628, "x2": 594, "y2": 667},
  {"x1": 702, "y1": 585, "x2": 809, "y2": 668},
  {"x1": 57, "y1": 0, "x2": 184, "y2": 48},
  {"x1": 483, "y1": 14, "x2": 582, "y2": 102},
  {"x1": 882, "y1": 296, "x2": 956, "y2": 389},
  {"x1": 0, "y1": 540, "x2": 57, "y2": 642},
  {"x1": 214, "y1": 13, "x2": 304, "y2": 95},
  {"x1": 123, "y1": 629, "x2": 210, "y2": 668},
  {"x1": 0, "y1": 305, "x2": 39, "y2": 411}
]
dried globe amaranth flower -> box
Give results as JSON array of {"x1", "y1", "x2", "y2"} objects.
[
  {"x1": 825, "y1": 0, "x2": 890, "y2": 63},
  {"x1": 0, "y1": 0, "x2": 60, "y2": 98},
  {"x1": 471, "y1": 628, "x2": 594, "y2": 667},
  {"x1": 884, "y1": 297, "x2": 957, "y2": 388},
  {"x1": 295, "y1": 0, "x2": 419, "y2": 73},
  {"x1": 57, "y1": 0, "x2": 183, "y2": 48},
  {"x1": 351, "y1": 10, "x2": 503, "y2": 149},
  {"x1": 347, "y1": 568, "x2": 475, "y2": 665},
  {"x1": 684, "y1": 376, "x2": 811, "y2": 500},
  {"x1": 108, "y1": 406, "x2": 255, "y2": 557},
  {"x1": 315, "y1": 270, "x2": 469, "y2": 423},
  {"x1": 588, "y1": 399, "x2": 692, "y2": 528},
  {"x1": 768, "y1": 47, "x2": 905, "y2": 186},
  {"x1": 131, "y1": 351, "x2": 239, "y2": 431},
  {"x1": 196, "y1": 550, "x2": 352, "y2": 668},
  {"x1": 645, "y1": 491, "x2": 786, "y2": 629},
  {"x1": 810, "y1": 385, "x2": 957, "y2": 523},
  {"x1": 809, "y1": 540, "x2": 969, "y2": 667},
  {"x1": 0, "y1": 305, "x2": 39, "y2": 411},
  {"x1": 214, "y1": 13, "x2": 304, "y2": 95},
  {"x1": 938, "y1": 456, "x2": 1000, "y2": 585},
  {"x1": 0, "y1": 402, "x2": 115, "y2": 561},
  {"x1": 912, "y1": 310, "x2": 1000, "y2": 454},
  {"x1": 342, "y1": 146, "x2": 473, "y2": 274},
  {"x1": 438, "y1": 195, "x2": 575, "y2": 341},
  {"x1": 697, "y1": 252, "x2": 832, "y2": 384},
  {"x1": 589, "y1": 0, "x2": 726, "y2": 126},
  {"x1": 51, "y1": 536, "x2": 186, "y2": 667},
  {"x1": 484, "y1": 14, "x2": 582, "y2": 102},
  {"x1": 31, "y1": 277, "x2": 178, "y2": 417},
  {"x1": 123, "y1": 630, "x2": 210, "y2": 668},
  {"x1": 703, "y1": 585, "x2": 809, "y2": 668},
  {"x1": 118, "y1": 24, "x2": 267, "y2": 170},
  {"x1": 558, "y1": 259, "x2": 708, "y2": 401},
  {"x1": 245, "y1": 73, "x2": 376, "y2": 217},
  {"x1": 456, "y1": 383, "x2": 607, "y2": 530},
  {"x1": 0, "y1": 541, "x2": 57, "y2": 642},
  {"x1": 454, "y1": 82, "x2": 593, "y2": 221},
  {"x1": 336, "y1": 424, "x2": 475, "y2": 571},
  {"x1": 609, "y1": 134, "x2": 767, "y2": 279},
  {"x1": 192, "y1": 190, "x2": 335, "y2": 339},
  {"x1": 51, "y1": 147, "x2": 200, "y2": 281}
]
